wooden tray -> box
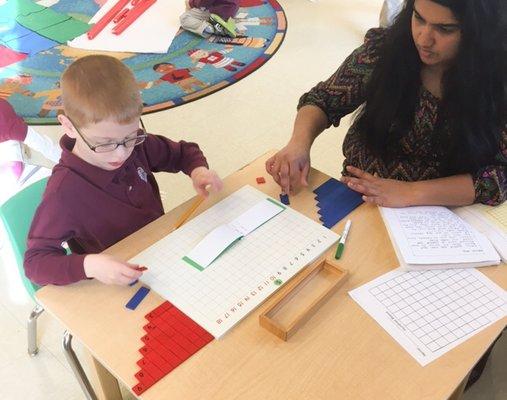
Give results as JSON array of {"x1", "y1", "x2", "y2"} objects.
[{"x1": 259, "y1": 258, "x2": 348, "y2": 340}]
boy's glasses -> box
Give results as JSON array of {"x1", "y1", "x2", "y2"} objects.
[{"x1": 70, "y1": 120, "x2": 148, "y2": 153}]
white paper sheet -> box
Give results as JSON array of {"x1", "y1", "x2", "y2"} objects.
[
  {"x1": 229, "y1": 199, "x2": 284, "y2": 236},
  {"x1": 67, "y1": 0, "x2": 184, "y2": 53},
  {"x1": 349, "y1": 268, "x2": 507, "y2": 366},
  {"x1": 380, "y1": 206, "x2": 500, "y2": 270},
  {"x1": 184, "y1": 224, "x2": 243, "y2": 269}
]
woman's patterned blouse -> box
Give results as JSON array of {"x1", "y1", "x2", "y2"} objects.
[{"x1": 298, "y1": 28, "x2": 506, "y2": 205}]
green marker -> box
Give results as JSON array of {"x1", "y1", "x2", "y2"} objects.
[{"x1": 335, "y1": 219, "x2": 352, "y2": 259}]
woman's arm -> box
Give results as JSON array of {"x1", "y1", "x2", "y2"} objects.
[
  {"x1": 266, "y1": 29, "x2": 387, "y2": 194},
  {"x1": 265, "y1": 105, "x2": 328, "y2": 194},
  {"x1": 342, "y1": 166, "x2": 476, "y2": 207},
  {"x1": 472, "y1": 127, "x2": 507, "y2": 206}
]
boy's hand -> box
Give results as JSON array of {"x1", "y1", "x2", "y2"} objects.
[
  {"x1": 190, "y1": 166, "x2": 223, "y2": 197},
  {"x1": 84, "y1": 254, "x2": 144, "y2": 286}
]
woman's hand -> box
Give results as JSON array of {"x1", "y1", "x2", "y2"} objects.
[
  {"x1": 265, "y1": 139, "x2": 311, "y2": 194},
  {"x1": 341, "y1": 165, "x2": 415, "y2": 207}
]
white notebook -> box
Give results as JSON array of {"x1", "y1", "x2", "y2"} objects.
[{"x1": 380, "y1": 206, "x2": 500, "y2": 270}]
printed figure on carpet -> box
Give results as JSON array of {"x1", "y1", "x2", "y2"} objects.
[{"x1": 0, "y1": 0, "x2": 287, "y2": 123}]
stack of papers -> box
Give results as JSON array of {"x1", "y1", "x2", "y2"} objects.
[
  {"x1": 380, "y1": 206, "x2": 501, "y2": 270},
  {"x1": 453, "y1": 203, "x2": 507, "y2": 263}
]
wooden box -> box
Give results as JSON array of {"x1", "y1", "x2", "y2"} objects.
[{"x1": 259, "y1": 258, "x2": 348, "y2": 340}]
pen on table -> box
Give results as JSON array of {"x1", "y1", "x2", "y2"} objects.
[{"x1": 334, "y1": 219, "x2": 351, "y2": 260}]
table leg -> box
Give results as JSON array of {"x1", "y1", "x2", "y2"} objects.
[
  {"x1": 62, "y1": 331, "x2": 98, "y2": 400},
  {"x1": 448, "y1": 372, "x2": 470, "y2": 400},
  {"x1": 86, "y1": 352, "x2": 123, "y2": 400}
]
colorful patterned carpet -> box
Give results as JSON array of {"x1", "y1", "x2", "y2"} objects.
[{"x1": 0, "y1": 0, "x2": 287, "y2": 124}]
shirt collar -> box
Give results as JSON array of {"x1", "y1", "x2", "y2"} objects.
[{"x1": 59, "y1": 134, "x2": 131, "y2": 188}]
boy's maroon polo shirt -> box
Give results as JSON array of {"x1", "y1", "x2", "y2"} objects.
[{"x1": 24, "y1": 133, "x2": 208, "y2": 285}]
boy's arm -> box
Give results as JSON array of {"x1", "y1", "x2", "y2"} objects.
[
  {"x1": 24, "y1": 189, "x2": 145, "y2": 286},
  {"x1": 24, "y1": 239, "x2": 87, "y2": 286},
  {"x1": 24, "y1": 194, "x2": 88, "y2": 286},
  {"x1": 142, "y1": 134, "x2": 208, "y2": 176},
  {"x1": 342, "y1": 127, "x2": 507, "y2": 207}
]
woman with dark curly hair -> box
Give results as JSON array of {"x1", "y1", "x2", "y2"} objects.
[{"x1": 266, "y1": 0, "x2": 506, "y2": 208}]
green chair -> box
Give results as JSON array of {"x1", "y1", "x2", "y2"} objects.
[
  {"x1": 0, "y1": 177, "x2": 98, "y2": 399},
  {"x1": 0, "y1": 177, "x2": 47, "y2": 356}
]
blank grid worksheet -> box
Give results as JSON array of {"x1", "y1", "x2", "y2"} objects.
[{"x1": 350, "y1": 268, "x2": 507, "y2": 365}]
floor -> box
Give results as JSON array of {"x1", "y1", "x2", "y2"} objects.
[{"x1": 0, "y1": 0, "x2": 505, "y2": 399}]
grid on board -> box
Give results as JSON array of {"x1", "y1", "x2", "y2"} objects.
[
  {"x1": 139, "y1": 212, "x2": 333, "y2": 330},
  {"x1": 131, "y1": 185, "x2": 339, "y2": 336}
]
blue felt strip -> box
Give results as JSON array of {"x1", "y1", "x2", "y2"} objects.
[
  {"x1": 314, "y1": 178, "x2": 363, "y2": 229},
  {"x1": 125, "y1": 286, "x2": 150, "y2": 310}
]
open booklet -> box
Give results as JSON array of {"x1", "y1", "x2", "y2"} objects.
[
  {"x1": 183, "y1": 198, "x2": 286, "y2": 270},
  {"x1": 380, "y1": 206, "x2": 501, "y2": 270}
]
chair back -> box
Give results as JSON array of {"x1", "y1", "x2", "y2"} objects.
[{"x1": 0, "y1": 178, "x2": 48, "y2": 298}]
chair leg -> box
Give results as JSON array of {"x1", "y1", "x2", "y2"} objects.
[
  {"x1": 62, "y1": 331, "x2": 98, "y2": 400},
  {"x1": 27, "y1": 304, "x2": 44, "y2": 356}
]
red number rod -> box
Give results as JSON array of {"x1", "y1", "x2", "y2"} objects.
[
  {"x1": 112, "y1": 0, "x2": 157, "y2": 35},
  {"x1": 87, "y1": 0, "x2": 132, "y2": 40}
]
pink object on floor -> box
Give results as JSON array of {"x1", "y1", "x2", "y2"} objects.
[{"x1": 0, "y1": 161, "x2": 24, "y2": 181}]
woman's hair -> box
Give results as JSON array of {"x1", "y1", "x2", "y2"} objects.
[{"x1": 353, "y1": 0, "x2": 506, "y2": 174}]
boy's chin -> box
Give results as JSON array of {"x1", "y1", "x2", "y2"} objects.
[
  {"x1": 104, "y1": 161, "x2": 125, "y2": 170},
  {"x1": 91, "y1": 160, "x2": 125, "y2": 171}
]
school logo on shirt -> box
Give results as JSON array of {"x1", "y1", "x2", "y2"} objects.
[{"x1": 137, "y1": 167, "x2": 148, "y2": 182}]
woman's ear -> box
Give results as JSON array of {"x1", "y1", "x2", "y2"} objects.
[{"x1": 58, "y1": 114, "x2": 77, "y2": 139}]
